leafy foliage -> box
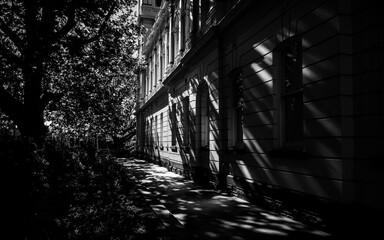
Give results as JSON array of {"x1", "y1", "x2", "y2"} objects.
[
  {"x1": 1, "y1": 138, "x2": 167, "y2": 240},
  {"x1": 1, "y1": 2, "x2": 148, "y2": 239},
  {"x1": 0, "y1": 0, "x2": 141, "y2": 142},
  {"x1": 44, "y1": 2, "x2": 140, "y2": 139}
]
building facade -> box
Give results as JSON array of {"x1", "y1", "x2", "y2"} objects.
[{"x1": 135, "y1": 0, "x2": 384, "y2": 234}]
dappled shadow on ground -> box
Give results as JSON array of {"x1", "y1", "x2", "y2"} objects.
[{"x1": 119, "y1": 158, "x2": 334, "y2": 240}]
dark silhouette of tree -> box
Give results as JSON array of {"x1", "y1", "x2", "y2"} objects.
[{"x1": 0, "y1": 0, "x2": 140, "y2": 143}]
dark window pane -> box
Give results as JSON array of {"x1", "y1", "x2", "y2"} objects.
[
  {"x1": 283, "y1": 41, "x2": 301, "y2": 93},
  {"x1": 183, "y1": 97, "x2": 190, "y2": 145},
  {"x1": 230, "y1": 69, "x2": 244, "y2": 144},
  {"x1": 171, "y1": 103, "x2": 177, "y2": 146},
  {"x1": 236, "y1": 107, "x2": 243, "y2": 142},
  {"x1": 284, "y1": 92, "x2": 303, "y2": 141}
]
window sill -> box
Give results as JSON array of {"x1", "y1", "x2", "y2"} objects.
[{"x1": 268, "y1": 147, "x2": 307, "y2": 159}]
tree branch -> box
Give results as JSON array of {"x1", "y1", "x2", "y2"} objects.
[
  {"x1": 124, "y1": 129, "x2": 136, "y2": 141},
  {"x1": 118, "y1": 122, "x2": 136, "y2": 138},
  {"x1": 82, "y1": 3, "x2": 117, "y2": 45},
  {"x1": 0, "y1": 18, "x2": 23, "y2": 52},
  {"x1": 51, "y1": 2, "x2": 77, "y2": 43},
  {"x1": 0, "y1": 43, "x2": 23, "y2": 66}
]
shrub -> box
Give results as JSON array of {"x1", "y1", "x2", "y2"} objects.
[{"x1": 1, "y1": 138, "x2": 163, "y2": 240}]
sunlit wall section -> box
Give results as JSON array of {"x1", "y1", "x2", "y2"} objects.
[
  {"x1": 141, "y1": 91, "x2": 169, "y2": 162},
  {"x1": 135, "y1": 0, "x2": 384, "y2": 233},
  {"x1": 217, "y1": 0, "x2": 383, "y2": 229},
  {"x1": 299, "y1": 0, "x2": 352, "y2": 199},
  {"x1": 183, "y1": 49, "x2": 221, "y2": 183},
  {"x1": 219, "y1": 1, "x2": 345, "y2": 198},
  {"x1": 136, "y1": 0, "x2": 226, "y2": 178}
]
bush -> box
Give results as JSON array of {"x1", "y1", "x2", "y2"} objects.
[{"x1": 1, "y1": 138, "x2": 164, "y2": 240}]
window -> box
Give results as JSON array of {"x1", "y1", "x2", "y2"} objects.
[
  {"x1": 145, "y1": 68, "x2": 149, "y2": 96},
  {"x1": 143, "y1": 0, "x2": 151, "y2": 5},
  {"x1": 142, "y1": 70, "x2": 147, "y2": 97},
  {"x1": 152, "y1": 55, "x2": 156, "y2": 87},
  {"x1": 155, "y1": 115, "x2": 158, "y2": 147},
  {"x1": 184, "y1": 0, "x2": 193, "y2": 43},
  {"x1": 229, "y1": 68, "x2": 244, "y2": 150},
  {"x1": 154, "y1": 48, "x2": 158, "y2": 83},
  {"x1": 149, "y1": 56, "x2": 153, "y2": 91},
  {"x1": 160, "y1": 113, "x2": 164, "y2": 148},
  {"x1": 174, "y1": 17, "x2": 179, "y2": 57},
  {"x1": 150, "y1": 117, "x2": 154, "y2": 146},
  {"x1": 183, "y1": 97, "x2": 190, "y2": 146},
  {"x1": 197, "y1": 82, "x2": 209, "y2": 148},
  {"x1": 171, "y1": 103, "x2": 177, "y2": 147},
  {"x1": 272, "y1": 35, "x2": 305, "y2": 155},
  {"x1": 160, "y1": 39, "x2": 164, "y2": 79},
  {"x1": 166, "y1": 30, "x2": 170, "y2": 66},
  {"x1": 146, "y1": 119, "x2": 149, "y2": 146},
  {"x1": 155, "y1": 0, "x2": 161, "y2": 7},
  {"x1": 281, "y1": 36, "x2": 303, "y2": 144},
  {"x1": 141, "y1": 114, "x2": 145, "y2": 148}
]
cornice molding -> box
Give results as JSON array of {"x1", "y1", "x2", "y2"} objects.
[{"x1": 143, "y1": 1, "x2": 169, "y2": 56}]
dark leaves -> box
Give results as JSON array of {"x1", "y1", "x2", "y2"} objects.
[{"x1": 1, "y1": 0, "x2": 140, "y2": 140}]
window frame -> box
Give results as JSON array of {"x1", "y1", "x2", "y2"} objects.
[
  {"x1": 196, "y1": 80, "x2": 210, "y2": 149},
  {"x1": 143, "y1": 0, "x2": 152, "y2": 6},
  {"x1": 228, "y1": 68, "x2": 244, "y2": 152},
  {"x1": 171, "y1": 103, "x2": 178, "y2": 151},
  {"x1": 200, "y1": 89, "x2": 209, "y2": 148},
  {"x1": 183, "y1": 96, "x2": 190, "y2": 147},
  {"x1": 160, "y1": 112, "x2": 164, "y2": 149},
  {"x1": 271, "y1": 35, "x2": 307, "y2": 158},
  {"x1": 154, "y1": 115, "x2": 158, "y2": 148},
  {"x1": 150, "y1": 116, "x2": 154, "y2": 147}
]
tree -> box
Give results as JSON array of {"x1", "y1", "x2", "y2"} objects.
[
  {"x1": 45, "y1": 71, "x2": 138, "y2": 149},
  {"x1": 0, "y1": 0, "x2": 140, "y2": 143}
]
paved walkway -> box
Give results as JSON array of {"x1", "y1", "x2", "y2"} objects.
[{"x1": 118, "y1": 158, "x2": 335, "y2": 240}]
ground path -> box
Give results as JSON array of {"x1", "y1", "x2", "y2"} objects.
[{"x1": 118, "y1": 158, "x2": 335, "y2": 240}]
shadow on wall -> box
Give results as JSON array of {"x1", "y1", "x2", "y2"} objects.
[
  {"x1": 222, "y1": 7, "x2": 345, "y2": 229},
  {"x1": 164, "y1": 76, "x2": 220, "y2": 184},
  {"x1": 163, "y1": 31, "x2": 343, "y2": 206},
  {"x1": 138, "y1": 1, "x2": 384, "y2": 237}
]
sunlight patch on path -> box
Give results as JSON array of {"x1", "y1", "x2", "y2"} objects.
[{"x1": 119, "y1": 158, "x2": 334, "y2": 239}]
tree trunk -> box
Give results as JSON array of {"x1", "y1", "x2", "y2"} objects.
[
  {"x1": 16, "y1": 0, "x2": 47, "y2": 144},
  {"x1": 23, "y1": 68, "x2": 45, "y2": 137},
  {"x1": 17, "y1": 107, "x2": 47, "y2": 143}
]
